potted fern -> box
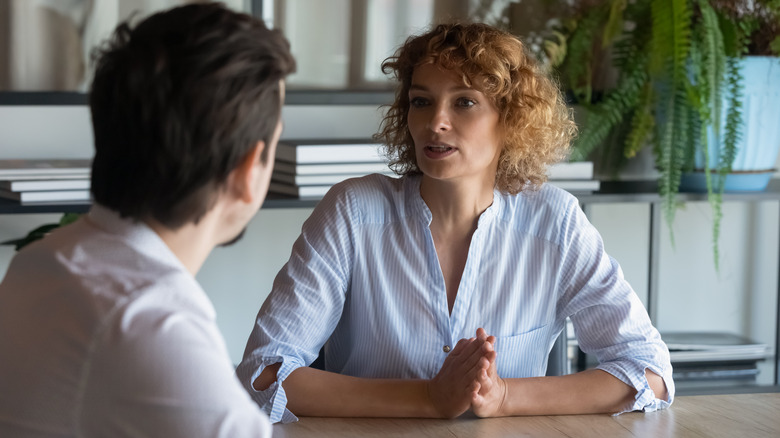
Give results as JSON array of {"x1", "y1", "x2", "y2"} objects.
[
  {"x1": 1, "y1": 213, "x2": 81, "y2": 251},
  {"x1": 544, "y1": 0, "x2": 780, "y2": 267}
]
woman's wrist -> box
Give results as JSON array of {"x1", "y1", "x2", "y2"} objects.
[
  {"x1": 423, "y1": 379, "x2": 445, "y2": 418},
  {"x1": 495, "y1": 377, "x2": 509, "y2": 416}
]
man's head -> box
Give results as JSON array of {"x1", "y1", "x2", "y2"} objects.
[{"x1": 89, "y1": 3, "x2": 295, "y2": 229}]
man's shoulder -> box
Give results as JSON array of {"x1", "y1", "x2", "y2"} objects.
[
  {"x1": 8, "y1": 216, "x2": 201, "y2": 324},
  {"x1": 81, "y1": 279, "x2": 268, "y2": 438}
]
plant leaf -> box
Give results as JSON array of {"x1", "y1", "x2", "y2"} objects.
[
  {"x1": 602, "y1": 0, "x2": 627, "y2": 48},
  {"x1": 0, "y1": 224, "x2": 61, "y2": 251}
]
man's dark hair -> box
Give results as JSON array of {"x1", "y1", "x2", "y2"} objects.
[{"x1": 89, "y1": 3, "x2": 295, "y2": 228}]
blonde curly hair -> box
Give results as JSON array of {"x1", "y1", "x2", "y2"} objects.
[{"x1": 375, "y1": 22, "x2": 577, "y2": 194}]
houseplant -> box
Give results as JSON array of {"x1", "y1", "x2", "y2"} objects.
[
  {"x1": 1, "y1": 213, "x2": 80, "y2": 250},
  {"x1": 542, "y1": 0, "x2": 780, "y2": 268}
]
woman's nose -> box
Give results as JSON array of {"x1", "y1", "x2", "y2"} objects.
[{"x1": 427, "y1": 105, "x2": 451, "y2": 132}]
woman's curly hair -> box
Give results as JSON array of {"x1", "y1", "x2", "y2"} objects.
[{"x1": 374, "y1": 22, "x2": 577, "y2": 194}]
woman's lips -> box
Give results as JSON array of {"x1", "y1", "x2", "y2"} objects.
[{"x1": 424, "y1": 143, "x2": 456, "y2": 159}]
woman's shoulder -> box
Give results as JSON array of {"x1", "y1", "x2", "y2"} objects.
[
  {"x1": 502, "y1": 182, "x2": 579, "y2": 212},
  {"x1": 497, "y1": 183, "x2": 582, "y2": 242},
  {"x1": 318, "y1": 173, "x2": 417, "y2": 224}
]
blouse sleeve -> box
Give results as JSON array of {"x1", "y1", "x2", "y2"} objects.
[
  {"x1": 235, "y1": 182, "x2": 359, "y2": 423},
  {"x1": 554, "y1": 197, "x2": 675, "y2": 414}
]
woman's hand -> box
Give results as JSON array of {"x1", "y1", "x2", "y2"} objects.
[
  {"x1": 470, "y1": 328, "x2": 508, "y2": 417},
  {"x1": 426, "y1": 336, "x2": 493, "y2": 418}
]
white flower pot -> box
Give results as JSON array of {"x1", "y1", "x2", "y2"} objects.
[{"x1": 682, "y1": 56, "x2": 780, "y2": 192}]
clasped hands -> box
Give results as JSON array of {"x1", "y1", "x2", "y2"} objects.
[{"x1": 426, "y1": 327, "x2": 507, "y2": 419}]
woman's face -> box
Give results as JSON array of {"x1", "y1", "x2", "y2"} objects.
[{"x1": 407, "y1": 63, "x2": 502, "y2": 186}]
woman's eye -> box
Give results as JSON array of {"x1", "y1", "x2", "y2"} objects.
[
  {"x1": 409, "y1": 96, "x2": 428, "y2": 107},
  {"x1": 456, "y1": 97, "x2": 476, "y2": 108}
]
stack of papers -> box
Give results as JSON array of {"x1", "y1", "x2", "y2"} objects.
[
  {"x1": 0, "y1": 159, "x2": 91, "y2": 204},
  {"x1": 546, "y1": 161, "x2": 599, "y2": 192},
  {"x1": 269, "y1": 139, "x2": 393, "y2": 199},
  {"x1": 268, "y1": 139, "x2": 600, "y2": 199},
  {"x1": 663, "y1": 331, "x2": 770, "y2": 363}
]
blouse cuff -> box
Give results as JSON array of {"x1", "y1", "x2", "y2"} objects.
[
  {"x1": 597, "y1": 360, "x2": 675, "y2": 415},
  {"x1": 248, "y1": 357, "x2": 302, "y2": 423}
]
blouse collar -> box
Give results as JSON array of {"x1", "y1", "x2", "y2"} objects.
[{"x1": 405, "y1": 174, "x2": 504, "y2": 227}]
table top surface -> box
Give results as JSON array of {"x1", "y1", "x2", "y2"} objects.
[{"x1": 273, "y1": 393, "x2": 780, "y2": 438}]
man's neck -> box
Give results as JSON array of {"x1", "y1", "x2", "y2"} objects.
[{"x1": 145, "y1": 218, "x2": 217, "y2": 276}]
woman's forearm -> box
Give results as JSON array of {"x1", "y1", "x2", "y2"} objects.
[
  {"x1": 282, "y1": 367, "x2": 438, "y2": 418},
  {"x1": 253, "y1": 336, "x2": 492, "y2": 419},
  {"x1": 255, "y1": 364, "x2": 438, "y2": 418},
  {"x1": 499, "y1": 369, "x2": 666, "y2": 416},
  {"x1": 501, "y1": 370, "x2": 634, "y2": 415}
]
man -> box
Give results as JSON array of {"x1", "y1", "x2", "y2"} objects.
[{"x1": 0, "y1": 3, "x2": 295, "y2": 437}]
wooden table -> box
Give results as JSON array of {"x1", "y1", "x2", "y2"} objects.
[{"x1": 273, "y1": 393, "x2": 780, "y2": 438}]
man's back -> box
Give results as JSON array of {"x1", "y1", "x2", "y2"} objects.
[{"x1": 0, "y1": 206, "x2": 271, "y2": 437}]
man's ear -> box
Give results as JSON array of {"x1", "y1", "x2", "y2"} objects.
[{"x1": 231, "y1": 140, "x2": 266, "y2": 203}]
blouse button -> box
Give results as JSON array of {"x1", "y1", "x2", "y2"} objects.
[{"x1": 442, "y1": 345, "x2": 451, "y2": 353}]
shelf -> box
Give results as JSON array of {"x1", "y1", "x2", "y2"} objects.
[
  {"x1": 0, "y1": 193, "x2": 319, "y2": 214},
  {"x1": 577, "y1": 179, "x2": 780, "y2": 203},
  {"x1": 2, "y1": 179, "x2": 778, "y2": 214},
  {"x1": 0, "y1": 198, "x2": 91, "y2": 215},
  {"x1": 677, "y1": 384, "x2": 780, "y2": 396}
]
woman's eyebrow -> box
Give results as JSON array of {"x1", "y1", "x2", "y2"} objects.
[{"x1": 409, "y1": 84, "x2": 474, "y2": 92}]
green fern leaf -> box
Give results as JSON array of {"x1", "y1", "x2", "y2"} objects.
[
  {"x1": 603, "y1": 0, "x2": 627, "y2": 48},
  {"x1": 570, "y1": 50, "x2": 649, "y2": 161},
  {"x1": 698, "y1": 0, "x2": 726, "y2": 137},
  {"x1": 559, "y1": 7, "x2": 610, "y2": 104},
  {"x1": 624, "y1": 84, "x2": 655, "y2": 158},
  {"x1": 719, "y1": 57, "x2": 743, "y2": 178}
]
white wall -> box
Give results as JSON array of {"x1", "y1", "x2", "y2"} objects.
[{"x1": 0, "y1": 103, "x2": 778, "y2": 381}]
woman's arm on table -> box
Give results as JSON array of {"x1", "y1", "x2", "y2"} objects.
[
  {"x1": 254, "y1": 336, "x2": 496, "y2": 419},
  {"x1": 471, "y1": 329, "x2": 669, "y2": 417}
]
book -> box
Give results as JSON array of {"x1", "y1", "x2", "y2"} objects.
[
  {"x1": 548, "y1": 161, "x2": 594, "y2": 180},
  {"x1": 663, "y1": 332, "x2": 770, "y2": 363},
  {"x1": 0, "y1": 179, "x2": 90, "y2": 192},
  {"x1": 272, "y1": 171, "x2": 394, "y2": 186},
  {"x1": 269, "y1": 182, "x2": 332, "y2": 199},
  {"x1": 0, "y1": 173, "x2": 89, "y2": 181},
  {"x1": 276, "y1": 139, "x2": 384, "y2": 164},
  {"x1": 672, "y1": 362, "x2": 760, "y2": 381},
  {"x1": 0, "y1": 159, "x2": 92, "y2": 177},
  {"x1": 0, "y1": 189, "x2": 91, "y2": 204},
  {"x1": 274, "y1": 161, "x2": 392, "y2": 175},
  {"x1": 547, "y1": 179, "x2": 601, "y2": 192},
  {"x1": 271, "y1": 178, "x2": 599, "y2": 199}
]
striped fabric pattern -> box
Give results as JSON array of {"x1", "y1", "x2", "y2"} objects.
[{"x1": 236, "y1": 174, "x2": 674, "y2": 423}]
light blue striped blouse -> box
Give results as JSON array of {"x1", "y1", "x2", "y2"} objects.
[{"x1": 236, "y1": 173, "x2": 674, "y2": 423}]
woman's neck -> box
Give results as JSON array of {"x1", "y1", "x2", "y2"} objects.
[{"x1": 420, "y1": 175, "x2": 495, "y2": 231}]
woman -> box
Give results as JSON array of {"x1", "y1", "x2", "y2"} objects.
[{"x1": 237, "y1": 22, "x2": 673, "y2": 423}]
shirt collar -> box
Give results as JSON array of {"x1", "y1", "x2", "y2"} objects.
[{"x1": 86, "y1": 204, "x2": 187, "y2": 273}]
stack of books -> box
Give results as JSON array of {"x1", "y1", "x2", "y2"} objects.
[
  {"x1": 0, "y1": 159, "x2": 92, "y2": 205},
  {"x1": 269, "y1": 139, "x2": 600, "y2": 200},
  {"x1": 269, "y1": 139, "x2": 393, "y2": 199},
  {"x1": 663, "y1": 331, "x2": 770, "y2": 388},
  {"x1": 546, "y1": 161, "x2": 600, "y2": 192}
]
